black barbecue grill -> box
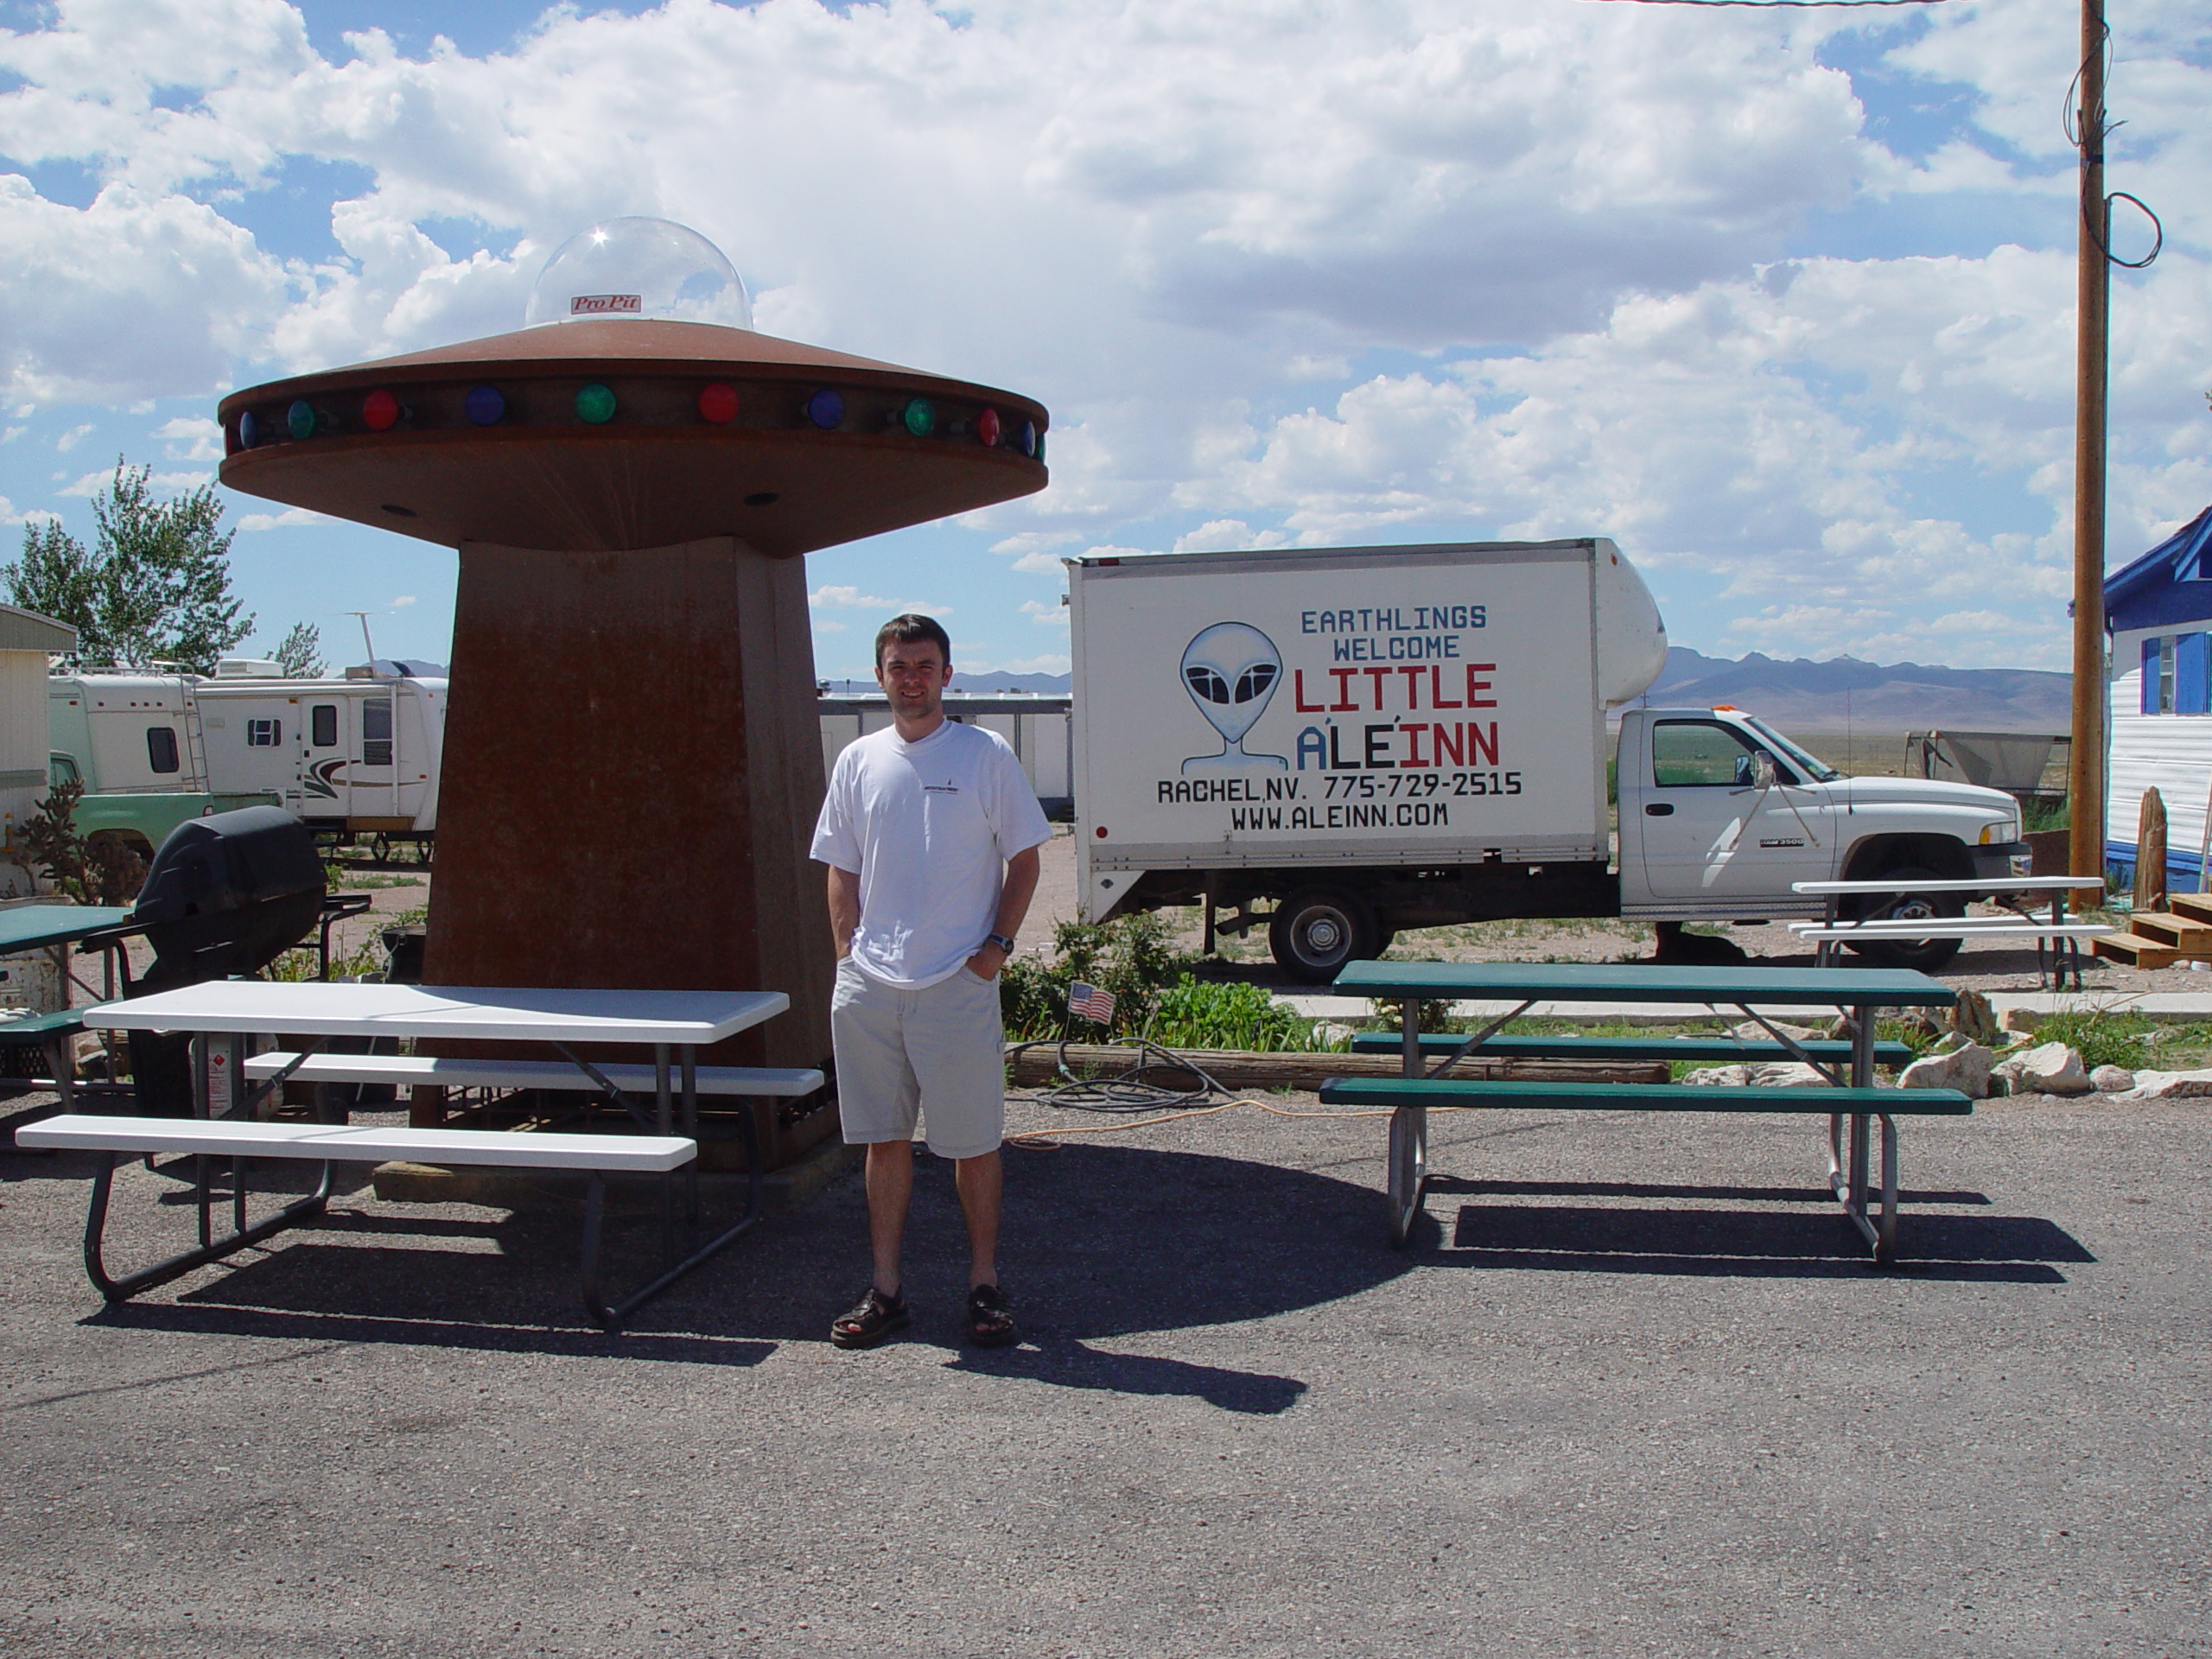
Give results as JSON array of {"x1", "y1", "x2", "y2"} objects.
[{"x1": 124, "y1": 805, "x2": 372, "y2": 1113}]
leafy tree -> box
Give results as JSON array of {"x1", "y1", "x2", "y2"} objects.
[
  {"x1": 274, "y1": 620, "x2": 324, "y2": 678},
  {"x1": 3, "y1": 460, "x2": 253, "y2": 672}
]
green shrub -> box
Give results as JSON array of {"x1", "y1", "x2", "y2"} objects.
[
  {"x1": 2030, "y1": 1010, "x2": 2157, "y2": 1072},
  {"x1": 1000, "y1": 912, "x2": 1192, "y2": 1040},
  {"x1": 1150, "y1": 976, "x2": 1322, "y2": 1052}
]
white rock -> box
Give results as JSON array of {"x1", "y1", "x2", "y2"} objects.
[
  {"x1": 2118, "y1": 1069, "x2": 2212, "y2": 1101},
  {"x1": 1682, "y1": 1065, "x2": 1751, "y2": 1087},
  {"x1": 1730, "y1": 1020, "x2": 1819, "y2": 1043},
  {"x1": 1991, "y1": 1041, "x2": 2093, "y2": 1096},
  {"x1": 1746, "y1": 1062, "x2": 1830, "y2": 1089},
  {"x1": 1999, "y1": 1007, "x2": 2043, "y2": 1035},
  {"x1": 1312, "y1": 1021, "x2": 1358, "y2": 1049},
  {"x1": 1898, "y1": 1042, "x2": 1996, "y2": 1098},
  {"x1": 1948, "y1": 989, "x2": 2001, "y2": 1046},
  {"x1": 2089, "y1": 1065, "x2": 2137, "y2": 1094}
]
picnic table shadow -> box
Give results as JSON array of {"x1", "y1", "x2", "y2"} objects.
[{"x1": 65, "y1": 1138, "x2": 2089, "y2": 1402}]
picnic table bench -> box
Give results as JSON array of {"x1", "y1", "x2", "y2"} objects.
[
  {"x1": 1325, "y1": 961, "x2": 1967, "y2": 1262},
  {"x1": 1790, "y1": 876, "x2": 2107, "y2": 986},
  {"x1": 16, "y1": 1114, "x2": 702, "y2": 1327},
  {"x1": 241, "y1": 1052, "x2": 823, "y2": 1113},
  {"x1": 1348, "y1": 1032, "x2": 1917, "y2": 1068},
  {"x1": 18, "y1": 980, "x2": 793, "y2": 1332}
]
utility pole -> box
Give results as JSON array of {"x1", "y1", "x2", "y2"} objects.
[{"x1": 2069, "y1": 0, "x2": 2109, "y2": 880}]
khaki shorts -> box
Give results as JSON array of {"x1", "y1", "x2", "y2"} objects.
[{"x1": 830, "y1": 956, "x2": 1006, "y2": 1160}]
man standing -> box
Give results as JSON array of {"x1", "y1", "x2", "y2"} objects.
[{"x1": 810, "y1": 614, "x2": 1050, "y2": 1349}]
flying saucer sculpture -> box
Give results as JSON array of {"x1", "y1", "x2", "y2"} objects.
[{"x1": 216, "y1": 219, "x2": 1048, "y2": 1160}]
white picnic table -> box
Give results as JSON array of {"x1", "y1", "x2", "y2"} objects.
[
  {"x1": 1789, "y1": 876, "x2": 2109, "y2": 986},
  {"x1": 25, "y1": 981, "x2": 794, "y2": 1330}
]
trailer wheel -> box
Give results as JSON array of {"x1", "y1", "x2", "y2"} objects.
[
  {"x1": 1843, "y1": 865, "x2": 1965, "y2": 970},
  {"x1": 1269, "y1": 888, "x2": 1382, "y2": 985}
]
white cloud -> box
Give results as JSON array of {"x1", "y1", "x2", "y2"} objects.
[
  {"x1": 389, "y1": 594, "x2": 416, "y2": 608},
  {"x1": 0, "y1": 495, "x2": 58, "y2": 526},
  {"x1": 152, "y1": 415, "x2": 223, "y2": 461},
  {"x1": 60, "y1": 465, "x2": 210, "y2": 496},
  {"x1": 960, "y1": 653, "x2": 1071, "y2": 676},
  {"x1": 1192, "y1": 245, "x2": 2212, "y2": 663},
  {"x1": 1019, "y1": 599, "x2": 1069, "y2": 628},
  {"x1": 236, "y1": 505, "x2": 326, "y2": 530},
  {"x1": 809, "y1": 584, "x2": 950, "y2": 614},
  {"x1": 0, "y1": 0, "x2": 2201, "y2": 671},
  {"x1": 0, "y1": 179, "x2": 289, "y2": 404},
  {"x1": 54, "y1": 422, "x2": 93, "y2": 452},
  {"x1": 1173, "y1": 518, "x2": 1289, "y2": 553}
]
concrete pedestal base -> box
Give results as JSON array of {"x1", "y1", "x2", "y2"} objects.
[{"x1": 422, "y1": 536, "x2": 835, "y2": 1165}]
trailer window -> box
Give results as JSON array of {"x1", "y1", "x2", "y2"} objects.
[
  {"x1": 1651, "y1": 721, "x2": 1764, "y2": 789},
  {"x1": 246, "y1": 718, "x2": 283, "y2": 747},
  {"x1": 361, "y1": 697, "x2": 392, "y2": 766},
  {"x1": 48, "y1": 753, "x2": 78, "y2": 788},
  {"x1": 146, "y1": 727, "x2": 180, "y2": 774},
  {"x1": 311, "y1": 705, "x2": 338, "y2": 747}
]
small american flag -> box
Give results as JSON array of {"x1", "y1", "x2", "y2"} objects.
[{"x1": 1067, "y1": 982, "x2": 1116, "y2": 1024}]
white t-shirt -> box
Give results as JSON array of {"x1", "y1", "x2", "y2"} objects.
[{"x1": 810, "y1": 719, "x2": 1053, "y2": 989}]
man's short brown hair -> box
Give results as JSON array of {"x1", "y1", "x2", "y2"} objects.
[{"x1": 875, "y1": 613, "x2": 952, "y2": 669}]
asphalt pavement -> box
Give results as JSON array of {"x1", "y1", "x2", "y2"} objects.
[{"x1": 1, "y1": 1088, "x2": 2207, "y2": 1657}]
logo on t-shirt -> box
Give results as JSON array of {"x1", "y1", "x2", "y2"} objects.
[{"x1": 923, "y1": 780, "x2": 961, "y2": 793}]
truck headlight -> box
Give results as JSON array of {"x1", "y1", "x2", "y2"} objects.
[{"x1": 1979, "y1": 823, "x2": 2017, "y2": 845}]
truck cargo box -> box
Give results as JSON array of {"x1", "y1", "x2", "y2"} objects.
[{"x1": 1070, "y1": 539, "x2": 1665, "y2": 926}]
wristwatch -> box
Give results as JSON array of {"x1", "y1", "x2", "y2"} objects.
[{"x1": 984, "y1": 932, "x2": 1017, "y2": 954}]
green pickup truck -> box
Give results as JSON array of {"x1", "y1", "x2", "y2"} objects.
[{"x1": 47, "y1": 752, "x2": 276, "y2": 865}]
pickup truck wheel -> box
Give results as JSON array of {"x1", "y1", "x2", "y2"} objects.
[
  {"x1": 1843, "y1": 865, "x2": 1965, "y2": 970},
  {"x1": 1269, "y1": 888, "x2": 1381, "y2": 985}
]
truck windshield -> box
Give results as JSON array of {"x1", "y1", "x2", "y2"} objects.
[{"x1": 1745, "y1": 717, "x2": 1841, "y2": 782}]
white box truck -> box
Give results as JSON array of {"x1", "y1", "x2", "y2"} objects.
[{"x1": 1069, "y1": 540, "x2": 2030, "y2": 981}]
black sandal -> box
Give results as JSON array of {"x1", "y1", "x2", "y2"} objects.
[
  {"x1": 830, "y1": 1287, "x2": 910, "y2": 1350},
  {"x1": 967, "y1": 1283, "x2": 1017, "y2": 1349}
]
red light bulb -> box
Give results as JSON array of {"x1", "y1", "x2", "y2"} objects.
[
  {"x1": 976, "y1": 406, "x2": 1001, "y2": 447},
  {"x1": 698, "y1": 382, "x2": 741, "y2": 424},
  {"x1": 363, "y1": 389, "x2": 401, "y2": 431}
]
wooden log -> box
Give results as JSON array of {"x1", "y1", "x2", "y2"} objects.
[
  {"x1": 2136, "y1": 786, "x2": 2169, "y2": 914},
  {"x1": 1005, "y1": 1042, "x2": 1667, "y2": 1091}
]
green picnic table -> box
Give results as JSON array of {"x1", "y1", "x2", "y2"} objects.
[
  {"x1": 0, "y1": 905, "x2": 143, "y2": 1118},
  {"x1": 1325, "y1": 960, "x2": 1967, "y2": 1261}
]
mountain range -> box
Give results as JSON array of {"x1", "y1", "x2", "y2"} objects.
[
  {"x1": 1631, "y1": 647, "x2": 2072, "y2": 733},
  {"x1": 826, "y1": 651, "x2": 2072, "y2": 734}
]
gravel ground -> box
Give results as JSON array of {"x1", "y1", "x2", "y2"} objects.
[{"x1": 2, "y1": 1082, "x2": 2208, "y2": 1656}]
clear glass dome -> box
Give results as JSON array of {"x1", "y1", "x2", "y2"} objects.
[{"x1": 524, "y1": 217, "x2": 753, "y2": 330}]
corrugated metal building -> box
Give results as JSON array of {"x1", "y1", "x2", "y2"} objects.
[{"x1": 2105, "y1": 504, "x2": 2212, "y2": 886}]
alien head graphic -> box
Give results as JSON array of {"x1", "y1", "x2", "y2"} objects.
[{"x1": 1179, "y1": 622, "x2": 1289, "y2": 775}]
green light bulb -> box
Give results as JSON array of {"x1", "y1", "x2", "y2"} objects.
[
  {"x1": 576, "y1": 383, "x2": 617, "y2": 424},
  {"x1": 901, "y1": 397, "x2": 936, "y2": 437}
]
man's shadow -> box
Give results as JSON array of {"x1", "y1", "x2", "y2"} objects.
[{"x1": 65, "y1": 1139, "x2": 1403, "y2": 1413}]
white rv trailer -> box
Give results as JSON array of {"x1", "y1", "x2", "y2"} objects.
[
  {"x1": 816, "y1": 693, "x2": 1073, "y2": 817},
  {"x1": 52, "y1": 669, "x2": 1070, "y2": 854},
  {"x1": 51, "y1": 664, "x2": 445, "y2": 843},
  {"x1": 190, "y1": 665, "x2": 445, "y2": 838}
]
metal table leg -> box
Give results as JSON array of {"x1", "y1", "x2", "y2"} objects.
[
  {"x1": 581, "y1": 1097, "x2": 763, "y2": 1334},
  {"x1": 1826, "y1": 1109, "x2": 1902, "y2": 1264},
  {"x1": 1385, "y1": 1105, "x2": 1427, "y2": 1248}
]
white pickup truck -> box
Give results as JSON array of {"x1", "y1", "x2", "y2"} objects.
[{"x1": 1068, "y1": 539, "x2": 2028, "y2": 981}]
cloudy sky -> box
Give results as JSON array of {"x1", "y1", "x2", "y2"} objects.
[{"x1": 0, "y1": 0, "x2": 2204, "y2": 678}]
